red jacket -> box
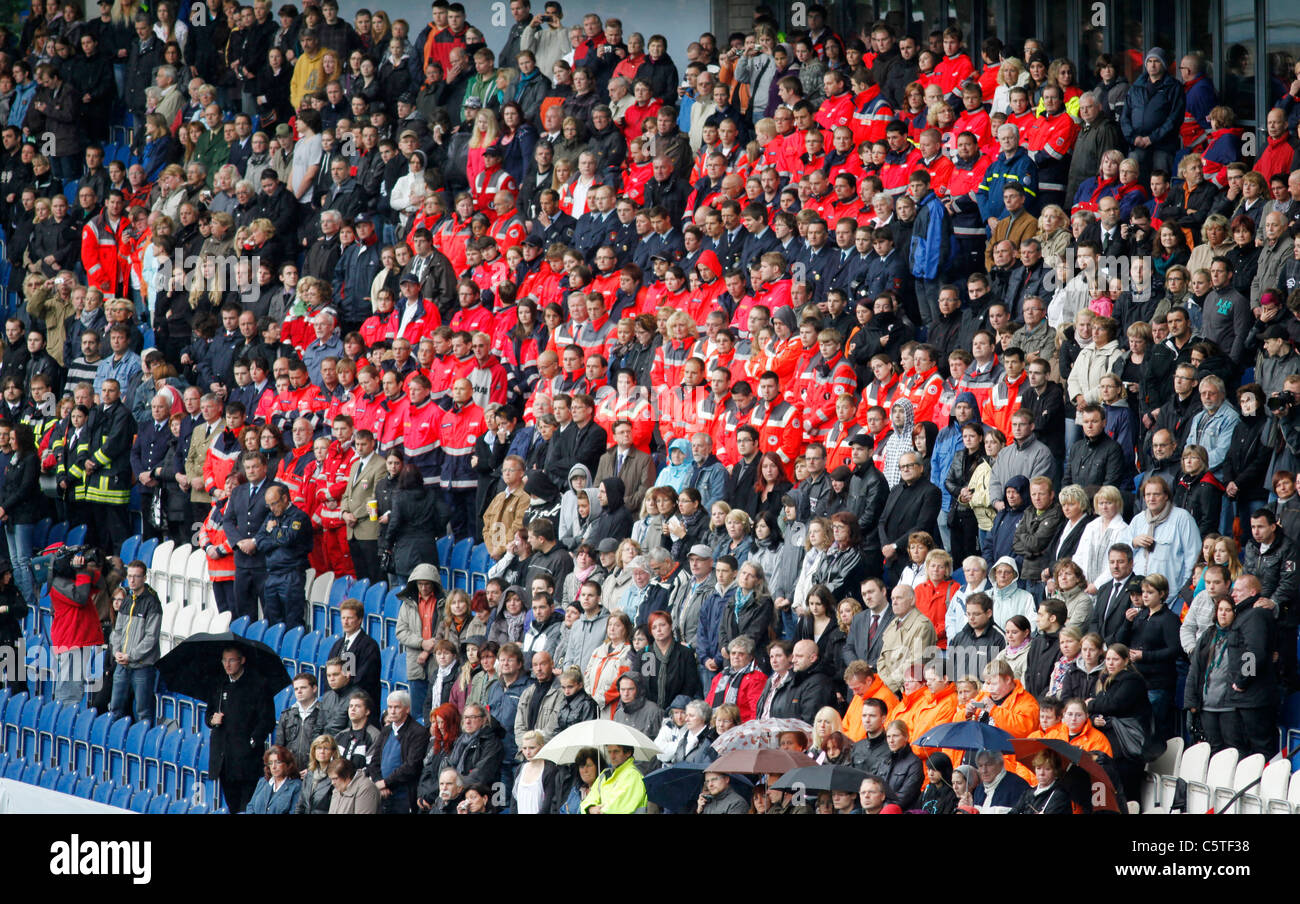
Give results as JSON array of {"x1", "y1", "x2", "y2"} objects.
[
  {"x1": 748, "y1": 399, "x2": 803, "y2": 476},
  {"x1": 81, "y1": 211, "x2": 127, "y2": 294},
  {"x1": 50, "y1": 564, "x2": 104, "y2": 651},
  {"x1": 707, "y1": 667, "x2": 767, "y2": 723}
]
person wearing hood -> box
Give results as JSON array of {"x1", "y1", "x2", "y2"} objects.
[
  {"x1": 523, "y1": 468, "x2": 563, "y2": 526},
  {"x1": 557, "y1": 462, "x2": 599, "y2": 549},
  {"x1": 877, "y1": 393, "x2": 916, "y2": 490},
  {"x1": 584, "y1": 477, "x2": 633, "y2": 547},
  {"x1": 488, "y1": 585, "x2": 531, "y2": 646},
  {"x1": 395, "y1": 563, "x2": 447, "y2": 721},
  {"x1": 931, "y1": 391, "x2": 982, "y2": 516},
  {"x1": 988, "y1": 555, "x2": 1037, "y2": 632},
  {"x1": 655, "y1": 437, "x2": 695, "y2": 493}
]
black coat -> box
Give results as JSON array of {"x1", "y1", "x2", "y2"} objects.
[
  {"x1": 1023, "y1": 630, "x2": 1060, "y2": 698},
  {"x1": 0, "y1": 450, "x2": 40, "y2": 524},
  {"x1": 555, "y1": 688, "x2": 599, "y2": 733},
  {"x1": 447, "y1": 718, "x2": 507, "y2": 786},
  {"x1": 878, "y1": 478, "x2": 942, "y2": 552},
  {"x1": 205, "y1": 672, "x2": 276, "y2": 781},
  {"x1": 1065, "y1": 432, "x2": 1131, "y2": 490},
  {"x1": 1089, "y1": 573, "x2": 1144, "y2": 646},
  {"x1": 644, "y1": 641, "x2": 702, "y2": 709},
  {"x1": 883, "y1": 745, "x2": 923, "y2": 810},
  {"x1": 328, "y1": 632, "x2": 382, "y2": 723},
  {"x1": 387, "y1": 486, "x2": 441, "y2": 576},
  {"x1": 769, "y1": 667, "x2": 835, "y2": 723},
  {"x1": 366, "y1": 716, "x2": 430, "y2": 808},
  {"x1": 1117, "y1": 605, "x2": 1182, "y2": 692},
  {"x1": 1221, "y1": 413, "x2": 1270, "y2": 504},
  {"x1": 717, "y1": 593, "x2": 774, "y2": 669}
]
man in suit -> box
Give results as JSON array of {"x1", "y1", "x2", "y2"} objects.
[
  {"x1": 223, "y1": 453, "x2": 278, "y2": 620},
  {"x1": 206, "y1": 645, "x2": 276, "y2": 814},
  {"x1": 593, "y1": 420, "x2": 655, "y2": 514},
  {"x1": 340, "y1": 429, "x2": 386, "y2": 583},
  {"x1": 182, "y1": 392, "x2": 224, "y2": 530},
  {"x1": 131, "y1": 394, "x2": 177, "y2": 541},
  {"x1": 842, "y1": 576, "x2": 894, "y2": 668},
  {"x1": 366, "y1": 690, "x2": 429, "y2": 813},
  {"x1": 548, "y1": 392, "x2": 607, "y2": 481},
  {"x1": 1088, "y1": 542, "x2": 1143, "y2": 646},
  {"x1": 329, "y1": 598, "x2": 381, "y2": 727}
]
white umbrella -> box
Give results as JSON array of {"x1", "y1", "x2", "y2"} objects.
[{"x1": 536, "y1": 719, "x2": 662, "y2": 763}]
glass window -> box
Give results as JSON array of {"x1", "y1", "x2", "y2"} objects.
[
  {"x1": 1223, "y1": 0, "x2": 1258, "y2": 122},
  {"x1": 1002, "y1": 0, "x2": 1039, "y2": 54},
  {"x1": 1116, "y1": 0, "x2": 1146, "y2": 84},
  {"x1": 853, "y1": 0, "x2": 907, "y2": 43},
  {"x1": 1267, "y1": 0, "x2": 1300, "y2": 108},
  {"x1": 1187, "y1": 0, "x2": 1216, "y2": 77}
]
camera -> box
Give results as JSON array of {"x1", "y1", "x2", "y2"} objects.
[{"x1": 1269, "y1": 391, "x2": 1296, "y2": 412}]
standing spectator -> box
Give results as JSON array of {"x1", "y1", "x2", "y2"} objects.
[
  {"x1": 274, "y1": 672, "x2": 325, "y2": 770},
  {"x1": 1120, "y1": 48, "x2": 1186, "y2": 183},
  {"x1": 367, "y1": 690, "x2": 431, "y2": 813},
  {"x1": 328, "y1": 599, "x2": 383, "y2": 725},
  {"x1": 206, "y1": 645, "x2": 277, "y2": 814},
  {"x1": 107, "y1": 559, "x2": 162, "y2": 723}
]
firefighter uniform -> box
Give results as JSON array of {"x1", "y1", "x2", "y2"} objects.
[{"x1": 86, "y1": 399, "x2": 134, "y2": 551}]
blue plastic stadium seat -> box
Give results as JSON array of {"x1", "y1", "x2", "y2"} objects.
[
  {"x1": 363, "y1": 582, "x2": 387, "y2": 638},
  {"x1": 112, "y1": 720, "x2": 149, "y2": 785},
  {"x1": 273, "y1": 687, "x2": 290, "y2": 715},
  {"x1": 450, "y1": 538, "x2": 473, "y2": 591},
  {"x1": 166, "y1": 799, "x2": 189, "y2": 814},
  {"x1": 469, "y1": 544, "x2": 493, "y2": 593},
  {"x1": 147, "y1": 793, "x2": 169, "y2": 814},
  {"x1": 39, "y1": 765, "x2": 61, "y2": 789},
  {"x1": 382, "y1": 592, "x2": 402, "y2": 647},
  {"x1": 53, "y1": 704, "x2": 80, "y2": 768},
  {"x1": 316, "y1": 635, "x2": 338, "y2": 672},
  {"x1": 91, "y1": 781, "x2": 113, "y2": 804},
  {"x1": 120, "y1": 535, "x2": 141, "y2": 565},
  {"x1": 244, "y1": 619, "x2": 268, "y2": 645},
  {"x1": 436, "y1": 536, "x2": 453, "y2": 585},
  {"x1": 21, "y1": 761, "x2": 44, "y2": 785},
  {"x1": 80, "y1": 711, "x2": 111, "y2": 776},
  {"x1": 952, "y1": 567, "x2": 965, "y2": 587},
  {"x1": 75, "y1": 774, "x2": 96, "y2": 799},
  {"x1": 55, "y1": 768, "x2": 79, "y2": 796},
  {"x1": 296, "y1": 632, "x2": 322, "y2": 677},
  {"x1": 65, "y1": 525, "x2": 88, "y2": 547},
  {"x1": 3, "y1": 756, "x2": 23, "y2": 780},
  {"x1": 98, "y1": 716, "x2": 130, "y2": 781},
  {"x1": 328, "y1": 576, "x2": 354, "y2": 606},
  {"x1": 47, "y1": 523, "x2": 67, "y2": 547},
  {"x1": 19, "y1": 697, "x2": 44, "y2": 762},
  {"x1": 278, "y1": 625, "x2": 305, "y2": 672},
  {"x1": 33, "y1": 517, "x2": 52, "y2": 550},
  {"x1": 110, "y1": 782, "x2": 134, "y2": 809},
  {"x1": 229, "y1": 615, "x2": 251, "y2": 636},
  {"x1": 262, "y1": 622, "x2": 285, "y2": 655},
  {"x1": 129, "y1": 788, "x2": 153, "y2": 813}
]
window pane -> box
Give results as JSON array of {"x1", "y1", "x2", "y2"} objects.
[
  {"x1": 1003, "y1": 0, "x2": 1038, "y2": 52},
  {"x1": 1267, "y1": 0, "x2": 1300, "y2": 108},
  {"x1": 1187, "y1": 0, "x2": 1216, "y2": 75},
  {"x1": 1223, "y1": 0, "x2": 1257, "y2": 122},
  {"x1": 1116, "y1": 0, "x2": 1147, "y2": 83}
]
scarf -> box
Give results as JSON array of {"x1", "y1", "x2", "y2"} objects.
[
  {"x1": 527, "y1": 677, "x2": 552, "y2": 727},
  {"x1": 880, "y1": 398, "x2": 914, "y2": 488},
  {"x1": 503, "y1": 608, "x2": 526, "y2": 641},
  {"x1": 714, "y1": 661, "x2": 755, "y2": 705},
  {"x1": 429, "y1": 660, "x2": 456, "y2": 707},
  {"x1": 1048, "y1": 654, "x2": 1077, "y2": 698},
  {"x1": 733, "y1": 587, "x2": 752, "y2": 620},
  {"x1": 1203, "y1": 626, "x2": 1232, "y2": 696},
  {"x1": 1144, "y1": 496, "x2": 1173, "y2": 528}
]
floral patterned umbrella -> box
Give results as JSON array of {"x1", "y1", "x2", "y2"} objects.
[{"x1": 713, "y1": 718, "x2": 814, "y2": 753}]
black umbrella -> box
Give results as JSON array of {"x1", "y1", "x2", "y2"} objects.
[
  {"x1": 771, "y1": 765, "x2": 869, "y2": 794},
  {"x1": 157, "y1": 631, "x2": 292, "y2": 701}
]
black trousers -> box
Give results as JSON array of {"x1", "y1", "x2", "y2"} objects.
[
  {"x1": 233, "y1": 567, "x2": 266, "y2": 622},
  {"x1": 349, "y1": 538, "x2": 381, "y2": 584},
  {"x1": 221, "y1": 776, "x2": 258, "y2": 814},
  {"x1": 1202, "y1": 707, "x2": 1277, "y2": 760},
  {"x1": 93, "y1": 502, "x2": 130, "y2": 555}
]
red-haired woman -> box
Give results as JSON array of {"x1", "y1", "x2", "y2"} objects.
[{"x1": 244, "y1": 745, "x2": 303, "y2": 814}]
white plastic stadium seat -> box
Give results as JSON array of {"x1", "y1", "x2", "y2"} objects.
[
  {"x1": 158, "y1": 600, "x2": 181, "y2": 654},
  {"x1": 1185, "y1": 748, "x2": 1238, "y2": 814},
  {"x1": 168, "y1": 544, "x2": 192, "y2": 607},
  {"x1": 170, "y1": 602, "x2": 200, "y2": 647},
  {"x1": 1160, "y1": 741, "x2": 1209, "y2": 810},
  {"x1": 149, "y1": 541, "x2": 174, "y2": 597},
  {"x1": 183, "y1": 548, "x2": 207, "y2": 607},
  {"x1": 1141, "y1": 736, "x2": 1183, "y2": 811},
  {"x1": 207, "y1": 609, "x2": 232, "y2": 634},
  {"x1": 1213, "y1": 753, "x2": 1265, "y2": 813},
  {"x1": 1244, "y1": 758, "x2": 1290, "y2": 815}
]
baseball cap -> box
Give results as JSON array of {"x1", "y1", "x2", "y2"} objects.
[{"x1": 688, "y1": 544, "x2": 714, "y2": 559}]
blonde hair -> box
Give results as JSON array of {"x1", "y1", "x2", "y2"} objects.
[
  {"x1": 308, "y1": 734, "x2": 338, "y2": 773},
  {"x1": 811, "y1": 705, "x2": 842, "y2": 749},
  {"x1": 924, "y1": 548, "x2": 953, "y2": 574}
]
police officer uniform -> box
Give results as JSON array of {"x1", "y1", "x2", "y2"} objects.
[{"x1": 255, "y1": 501, "x2": 313, "y2": 629}]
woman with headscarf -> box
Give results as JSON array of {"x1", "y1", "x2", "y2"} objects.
[
  {"x1": 584, "y1": 477, "x2": 633, "y2": 547},
  {"x1": 918, "y1": 752, "x2": 959, "y2": 814},
  {"x1": 487, "y1": 585, "x2": 529, "y2": 646},
  {"x1": 655, "y1": 438, "x2": 694, "y2": 492},
  {"x1": 879, "y1": 397, "x2": 915, "y2": 488}
]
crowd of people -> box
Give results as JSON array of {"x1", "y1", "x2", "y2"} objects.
[{"x1": 0, "y1": 0, "x2": 1298, "y2": 814}]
